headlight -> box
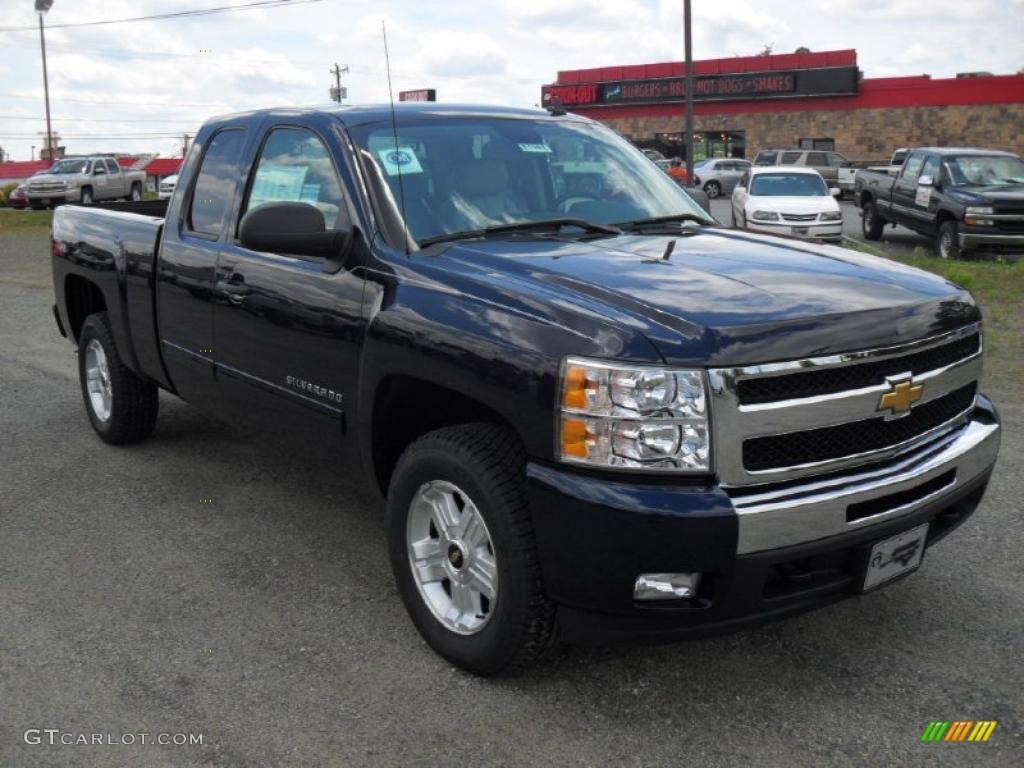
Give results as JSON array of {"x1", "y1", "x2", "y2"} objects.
[
  {"x1": 558, "y1": 357, "x2": 711, "y2": 472},
  {"x1": 819, "y1": 211, "x2": 843, "y2": 221},
  {"x1": 751, "y1": 210, "x2": 779, "y2": 221},
  {"x1": 965, "y1": 206, "x2": 994, "y2": 226}
]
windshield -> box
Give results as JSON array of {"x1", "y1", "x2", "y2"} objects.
[
  {"x1": 749, "y1": 172, "x2": 828, "y2": 197},
  {"x1": 944, "y1": 155, "x2": 1024, "y2": 186},
  {"x1": 48, "y1": 159, "x2": 89, "y2": 174},
  {"x1": 349, "y1": 116, "x2": 713, "y2": 244}
]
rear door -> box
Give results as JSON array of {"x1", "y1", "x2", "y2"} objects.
[
  {"x1": 157, "y1": 126, "x2": 249, "y2": 405},
  {"x1": 891, "y1": 151, "x2": 927, "y2": 229},
  {"x1": 104, "y1": 159, "x2": 124, "y2": 198},
  {"x1": 905, "y1": 153, "x2": 942, "y2": 234},
  {"x1": 213, "y1": 121, "x2": 367, "y2": 455}
]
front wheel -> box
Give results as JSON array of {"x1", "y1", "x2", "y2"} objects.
[
  {"x1": 78, "y1": 313, "x2": 158, "y2": 444},
  {"x1": 937, "y1": 220, "x2": 960, "y2": 259},
  {"x1": 704, "y1": 180, "x2": 721, "y2": 199},
  {"x1": 128, "y1": 183, "x2": 142, "y2": 202},
  {"x1": 862, "y1": 201, "x2": 884, "y2": 240},
  {"x1": 80, "y1": 187, "x2": 94, "y2": 205},
  {"x1": 387, "y1": 423, "x2": 557, "y2": 675}
]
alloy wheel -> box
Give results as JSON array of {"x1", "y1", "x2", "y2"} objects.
[{"x1": 406, "y1": 480, "x2": 497, "y2": 635}]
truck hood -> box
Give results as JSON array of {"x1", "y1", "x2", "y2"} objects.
[
  {"x1": 27, "y1": 173, "x2": 72, "y2": 185},
  {"x1": 948, "y1": 184, "x2": 1024, "y2": 207},
  {"x1": 433, "y1": 228, "x2": 979, "y2": 366}
]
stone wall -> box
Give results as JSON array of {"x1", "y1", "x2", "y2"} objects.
[{"x1": 601, "y1": 103, "x2": 1024, "y2": 159}]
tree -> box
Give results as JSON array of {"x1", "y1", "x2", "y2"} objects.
[
  {"x1": 757, "y1": 43, "x2": 774, "y2": 56},
  {"x1": 795, "y1": 46, "x2": 811, "y2": 54}
]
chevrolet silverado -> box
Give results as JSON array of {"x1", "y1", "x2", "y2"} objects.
[{"x1": 51, "y1": 104, "x2": 1001, "y2": 674}]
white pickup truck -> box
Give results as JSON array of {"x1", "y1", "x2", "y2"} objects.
[{"x1": 26, "y1": 156, "x2": 146, "y2": 209}]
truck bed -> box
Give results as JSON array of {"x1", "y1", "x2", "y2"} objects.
[{"x1": 52, "y1": 202, "x2": 170, "y2": 389}]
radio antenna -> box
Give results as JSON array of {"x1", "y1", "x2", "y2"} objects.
[{"x1": 382, "y1": 20, "x2": 409, "y2": 254}]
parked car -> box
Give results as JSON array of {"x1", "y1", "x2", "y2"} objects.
[
  {"x1": 753, "y1": 148, "x2": 859, "y2": 194},
  {"x1": 7, "y1": 184, "x2": 28, "y2": 209},
  {"x1": 51, "y1": 104, "x2": 1000, "y2": 675},
  {"x1": 26, "y1": 156, "x2": 146, "y2": 209},
  {"x1": 855, "y1": 147, "x2": 1024, "y2": 259},
  {"x1": 691, "y1": 158, "x2": 752, "y2": 198},
  {"x1": 732, "y1": 166, "x2": 843, "y2": 242},
  {"x1": 158, "y1": 174, "x2": 178, "y2": 200}
]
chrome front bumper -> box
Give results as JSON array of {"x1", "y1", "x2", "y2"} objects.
[
  {"x1": 959, "y1": 231, "x2": 1024, "y2": 251},
  {"x1": 729, "y1": 401, "x2": 1000, "y2": 554}
]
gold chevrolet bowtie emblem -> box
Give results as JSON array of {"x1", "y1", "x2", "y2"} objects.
[{"x1": 878, "y1": 379, "x2": 924, "y2": 415}]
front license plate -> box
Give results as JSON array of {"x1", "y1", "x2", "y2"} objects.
[
  {"x1": 862, "y1": 523, "x2": 928, "y2": 591},
  {"x1": 792, "y1": 226, "x2": 809, "y2": 236}
]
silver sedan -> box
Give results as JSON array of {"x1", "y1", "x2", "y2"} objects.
[{"x1": 691, "y1": 158, "x2": 752, "y2": 199}]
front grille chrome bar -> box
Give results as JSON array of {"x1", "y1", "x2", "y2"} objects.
[{"x1": 708, "y1": 323, "x2": 982, "y2": 487}]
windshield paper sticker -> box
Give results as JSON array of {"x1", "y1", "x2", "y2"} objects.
[
  {"x1": 915, "y1": 185, "x2": 932, "y2": 206},
  {"x1": 518, "y1": 143, "x2": 552, "y2": 153},
  {"x1": 378, "y1": 147, "x2": 424, "y2": 176}
]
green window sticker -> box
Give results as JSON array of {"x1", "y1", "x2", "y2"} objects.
[
  {"x1": 377, "y1": 146, "x2": 424, "y2": 175},
  {"x1": 518, "y1": 143, "x2": 552, "y2": 153}
]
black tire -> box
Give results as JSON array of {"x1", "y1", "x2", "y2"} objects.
[
  {"x1": 937, "y1": 220, "x2": 960, "y2": 260},
  {"x1": 704, "y1": 180, "x2": 721, "y2": 199},
  {"x1": 128, "y1": 183, "x2": 142, "y2": 202},
  {"x1": 78, "y1": 313, "x2": 158, "y2": 444},
  {"x1": 29, "y1": 200, "x2": 45, "y2": 210},
  {"x1": 862, "y1": 200, "x2": 884, "y2": 240},
  {"x1": 80, "y1": 187, "x2": 94, "y2": 205},
  {"x1": 387, "y1": 423, "x2": 557, "y2": 675}
]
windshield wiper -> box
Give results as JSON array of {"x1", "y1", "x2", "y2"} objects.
[
  {"x1": 419, "y1": 218, "x2": 621, "y2": 247},
  {"x1": 616, "y1": 213, "x2": 711, "y2": 231}
]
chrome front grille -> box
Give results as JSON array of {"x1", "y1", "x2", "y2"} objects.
[
  {"x1": 29, "y1": 182, "x2": 63, "y2": 192},
  {"x1": 708, "y1": 324, "x2": 982, "y2": 486},
  {"x1": 781, "y1": 213, "x2": 818, "y2": 222}
]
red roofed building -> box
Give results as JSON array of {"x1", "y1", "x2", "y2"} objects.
[
  {"x1": 543, "y1": 49, "x2": 1024, "y2": 161},
  {"x1": 0, "y1": 160, "x2": 53, "y2": 186}
]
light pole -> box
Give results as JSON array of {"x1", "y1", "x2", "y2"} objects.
[
  {"x1": 36, "y1": 0, "x2": 55, "y2": 161},
  {"x1": 683, "y1": 0, "x2": 694, "y2": 186}
]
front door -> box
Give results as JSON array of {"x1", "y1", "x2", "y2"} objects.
[
  {"x1": 891, "y1": 151, "x2": 927, "y2": 229},
  {"x1": 213, "y1": 123, "x2": 366, "y2": 459}
]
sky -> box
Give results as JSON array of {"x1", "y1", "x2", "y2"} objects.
[{"x1": 0, "y1": 0, "x2": 1021, "y2": 162}]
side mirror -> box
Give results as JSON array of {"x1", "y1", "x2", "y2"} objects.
[
  {"x1": 830, "y1": 187, "x2": 841, "y2": 197},
  {"x1": 918, "y1": 175, "x2": 934, "y2": 187},
  {"x1": 687, "y1": 187, "x2": 711, "y2": 213},
  {"x1": 239, "y1": 201, "x2": 351, "y2": 265}
]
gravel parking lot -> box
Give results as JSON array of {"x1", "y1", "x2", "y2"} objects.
[{"x1": 2, "y1": 223, "x2": 1021, "y2": 767}]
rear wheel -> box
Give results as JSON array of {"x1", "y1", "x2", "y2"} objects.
[
  {"x1": 937, "y1": 220, "x2": 960, "y2": 259},
  {"x1": 78, "y1": 313, "x2": 158, "y2": 444},
  {"x1": 862, "y1": 201, "x2": 884, "y2": 240},
  {"x1": 704, "y1": 180, "x2": 721, "y2": 199},
  {"x1": 387, "y1": 423, "x2": 557, "y2": 675}
]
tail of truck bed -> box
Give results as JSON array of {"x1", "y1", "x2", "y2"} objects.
[{"x1": 52, "y1": 202, "x2": 172, "y2": 390}]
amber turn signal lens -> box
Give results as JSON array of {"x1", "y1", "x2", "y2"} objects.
[
  {"x1": 561, "y1": 418, "x2": 588, "y2": 458},
  {"x1": 562, "y1": 366, "x2": 588, "y2": 409}
]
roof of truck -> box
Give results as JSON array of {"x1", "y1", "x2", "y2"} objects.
[
  {"x1": 909, "y1": 147, "x2": 1018, "y2": 157},
  {"x1": 205, "y1": 102, "x2": 583, "y2": 126}
]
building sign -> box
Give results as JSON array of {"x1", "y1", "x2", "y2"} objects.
[
  {"x1": 399, "y1": 88, "x2": 437, "y2": 102},
  {"x1": 542, "y1": 66, "x2": 858, "y2": 107}
]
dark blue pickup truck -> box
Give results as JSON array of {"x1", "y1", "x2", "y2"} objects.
[{"x1": 52, "y1": 104, "x2": 1001, "y2": 674}]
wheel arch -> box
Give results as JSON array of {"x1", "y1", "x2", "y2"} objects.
[
  {"x1": 64, "y1": 273, "x2": 107, "y2": 342},
  {"x1": 368, "y1": 373, "x2": 523, "y2": 496}
]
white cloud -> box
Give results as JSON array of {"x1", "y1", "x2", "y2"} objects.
[{"x1": 0, "y1": 0, "x2": 1020, "y2": 161}]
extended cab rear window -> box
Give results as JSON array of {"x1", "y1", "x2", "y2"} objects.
[{"x1": 188, "y1": 128, "x2": 246, "y2": 238}]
